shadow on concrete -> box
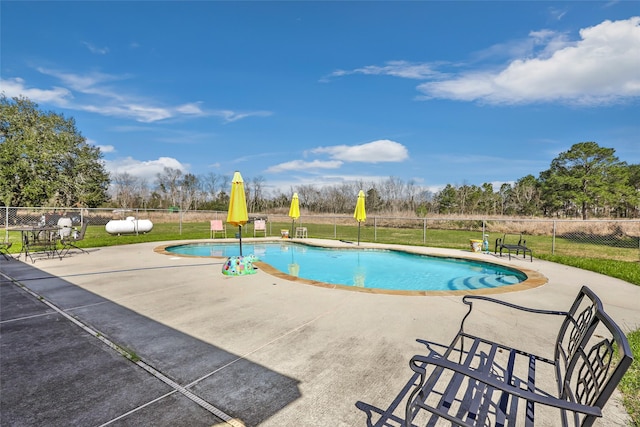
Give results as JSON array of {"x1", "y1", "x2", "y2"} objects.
[{"x1": 1, "y1": 260, "x2": 301, "y2": 427}]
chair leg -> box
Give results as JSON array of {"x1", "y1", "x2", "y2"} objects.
[
  {"x1": 61, "y1": 243, "x2": 89, "y2": 257},
  {"x1": 1, "y1": 242, "x2": 15, "y2": 260}
]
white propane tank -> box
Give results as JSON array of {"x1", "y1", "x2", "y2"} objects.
[{"x1": 105, "y1": 216, "x2": 153, "y2": 235}]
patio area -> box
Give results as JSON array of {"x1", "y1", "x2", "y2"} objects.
[{"x1": 1, "y1": 239, "x2": 639, "y2": 426}]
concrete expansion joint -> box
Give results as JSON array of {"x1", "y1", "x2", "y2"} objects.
[
  {"x1": 0, "y1": 271, "x2": 244, "y2": 427},
  {"x1": 134, "y1": 360, "x2": 244, "y2": 426}
]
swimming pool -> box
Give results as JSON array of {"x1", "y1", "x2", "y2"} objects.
[{"x1": 164, "y1": 242, "x2": 528, "y2": 292}]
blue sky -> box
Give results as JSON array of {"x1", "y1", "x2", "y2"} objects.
[{"x1": 2, "y1": 1, "x2": 639, "y2": 195}]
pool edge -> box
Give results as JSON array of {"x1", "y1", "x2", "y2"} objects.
[{"x1": 154, "y1": 239, "x2": 548, "y2": 296}]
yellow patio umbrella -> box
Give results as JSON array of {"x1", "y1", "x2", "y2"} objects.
[
  {"x1": 354, "y1": 190, "x2": 366, "y2": 245},
  {"x1": 288, "y1": 192, "x2": 300, "y2": 237},
  {"x1": 227, "y1": 171, "x2": 248, "y2": 256}
]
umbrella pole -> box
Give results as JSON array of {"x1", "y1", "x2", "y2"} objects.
[
  {"x1": 291, "y1": 220, "x2": 294, "y2": 238},
  {"x1": 239, "y1": 225, "x2": 243, "y2": 256},
  {"x1": 357, "y1": 222, "x2": 361, "y2": 246}
]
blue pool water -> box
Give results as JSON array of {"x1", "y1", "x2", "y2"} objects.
[{"x1": 166, "y1": 242, "x2": 526, "y2": 292}]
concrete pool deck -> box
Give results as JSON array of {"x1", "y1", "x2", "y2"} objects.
[{"x1": 1, "y1": 238, "x2": 639, "y2": 426}]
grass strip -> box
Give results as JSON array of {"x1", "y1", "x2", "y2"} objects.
[
  {"x1": 536, "y1": 254, "x2": 640, "y2": 286},
  {"x1": 619, "y1": 329, "x2": 640, "y2": 426}
]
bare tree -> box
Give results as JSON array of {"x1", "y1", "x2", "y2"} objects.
[
  {"x1": 156, "y1": 167, "x2": 183, "y2": 208},
  {"x1": 138, "y1": 178, "x2": 150, "y2": 210},
  {"x1": 295, "y1": 185, "x2": 322, "y2": 212},
  {"x1": 201, "y1": 172, "x2": 222, "y2": 203},
  {"x1": 180, "y1": 173, "x2": 199, "y2": 211},
  {"x1": 111, "y1": 172, "x2": 139, "y2": 208},
  {"x1": 498, "y1": 183, "x2": 512, "y2": 215},
  {"x1": 246, "y1": 175, "x2": 266, "y2": 213},
  {"x1": 405, "y1": 179, "x2": 419, "y2": 212},
  {"x1": 321, "y1": 183, "x2": 354, "y2": 213},
  {"x1": 380, "y1": 177, "x2": 406, "y2": 212}
]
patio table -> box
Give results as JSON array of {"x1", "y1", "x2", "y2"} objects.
[{"x1": 11, "y1": 226, "x2": 61, "y2": 263}]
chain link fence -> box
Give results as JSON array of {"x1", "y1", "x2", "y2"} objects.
[{"x1": 2, "y1": 207, "x2": 639, "y2": 262}]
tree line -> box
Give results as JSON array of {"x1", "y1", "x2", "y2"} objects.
[{"x1": 2, "y1": 95, "x2": 639, "y2": 219}]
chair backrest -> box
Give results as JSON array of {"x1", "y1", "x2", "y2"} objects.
[
  {"x1": 254, "y1": 219, "x2": 267, "y2": 237},
  {"x1": 75, "y1": 222, "x2": 89, "y2": 240},
  {"x1": 210, "y1": 220, "x2": 226, "y2": 238},
  {"x1": 555, "y1": 286, "x2": 633, "y2": 426}
]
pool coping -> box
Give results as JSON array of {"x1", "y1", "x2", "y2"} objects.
[{"x1": 154, "y1": 238, "x2": 547, "y2": 296}]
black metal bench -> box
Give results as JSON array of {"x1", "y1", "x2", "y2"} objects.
[
  {"x1": 495, "y1": 233, "x2": 532, "y2": 261},
  {"x1": 404, "y1": 286, "x2": 633, "y2": 427}
]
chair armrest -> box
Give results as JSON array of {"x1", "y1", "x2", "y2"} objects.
[
  {"x1": 458, "y1": 295, "x2": 568, "y2": 338},
  {"x1": 462, "y1": 295, "x2": 568, "y2": 317},
  {"x1": 409, "y1": 353, "x2": 602, "y2": 417}
]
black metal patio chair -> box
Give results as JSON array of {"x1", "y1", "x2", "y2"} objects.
[{"x1": 60, "y1": 222, "x2": 89, "y2": 257}]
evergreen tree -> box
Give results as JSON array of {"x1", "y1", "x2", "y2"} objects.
[
  {"x1": 0, "y1": 95, "x2": 109, "y2": 207},
  {"x1": 539, "y1": 142, "x2": 628, "y2": 219}
]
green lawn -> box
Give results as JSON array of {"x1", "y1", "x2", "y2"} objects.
[{"x1": 620, "y1": 329, "x2": 640, "y2": 425}]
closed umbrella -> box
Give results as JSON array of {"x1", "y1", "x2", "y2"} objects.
[
  {"x1": 354, "y1": 190, "x2": 366, "y2": 245},
  {"x1": 226, "y1": 171, "x2": 248, "y2": 256},
  {"x1": 289, "y1": 192, "x2": 300, "y2": 237}
]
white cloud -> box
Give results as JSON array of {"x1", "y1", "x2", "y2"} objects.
[
  {"x1": 266, "y1": 140, "x2": 408, "y2": 175},
  {"x1": 213, "y1": 109, "x2": 273, "y2": 123},
  {"x1": 417, "y1": 17, "x2": 640, "y2": 105},
  {"x1": 311, "y1": 139, "x2": 409, "y2": 163},
  {"x1": 472, "y1": 29, "x2": 570, "y2": 63},
  {"x1": 266, "y1": 159, "x2": 343, "y2": 173},
  {"x1": 5, "y1": 68, "x2": 271, "y2": 123},
  {"x1": 176, "y1": 102, "x2": 205, "y2": 115},
  {"x1": 37, "y1": 67, "x2": 127, "y2": 98},
  {"x1": 97, "y1": 145, "x2": 116, "y2": 153},
  {"x1": 83, "y1": 103, "x2": 173, "y2": 122},
  {"x1": 548, "y1": 7, "x2": 568, "y2": 21},
  {"x1": 82, "y1": 41, "x2": 109, "y2": 55},
  {"x1": 1, "y1": 77, "x2": 72, "y2": 104},
  {"x1": 326, "y1": 60, "x2": 440, "y2": 81},
  {"x1": 104, "y1": 156, "x2": 188, "y2": 182}
]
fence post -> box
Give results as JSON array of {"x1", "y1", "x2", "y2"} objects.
[
  {"x1": 422, "y1": 218, "x2": 426, "y2": 244},
  {"x1": 4, "y1": 206, "x2": 8, "y2": 242},
  {"x1": 334, "y1": 216, "x2": 337, "y2": 239},
  {"x1": 374, "y1": 217, "x2": 377, "y2": 241},
  {"x1": 552, "y1": 220, "x2": 556, "y2": 255}
]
